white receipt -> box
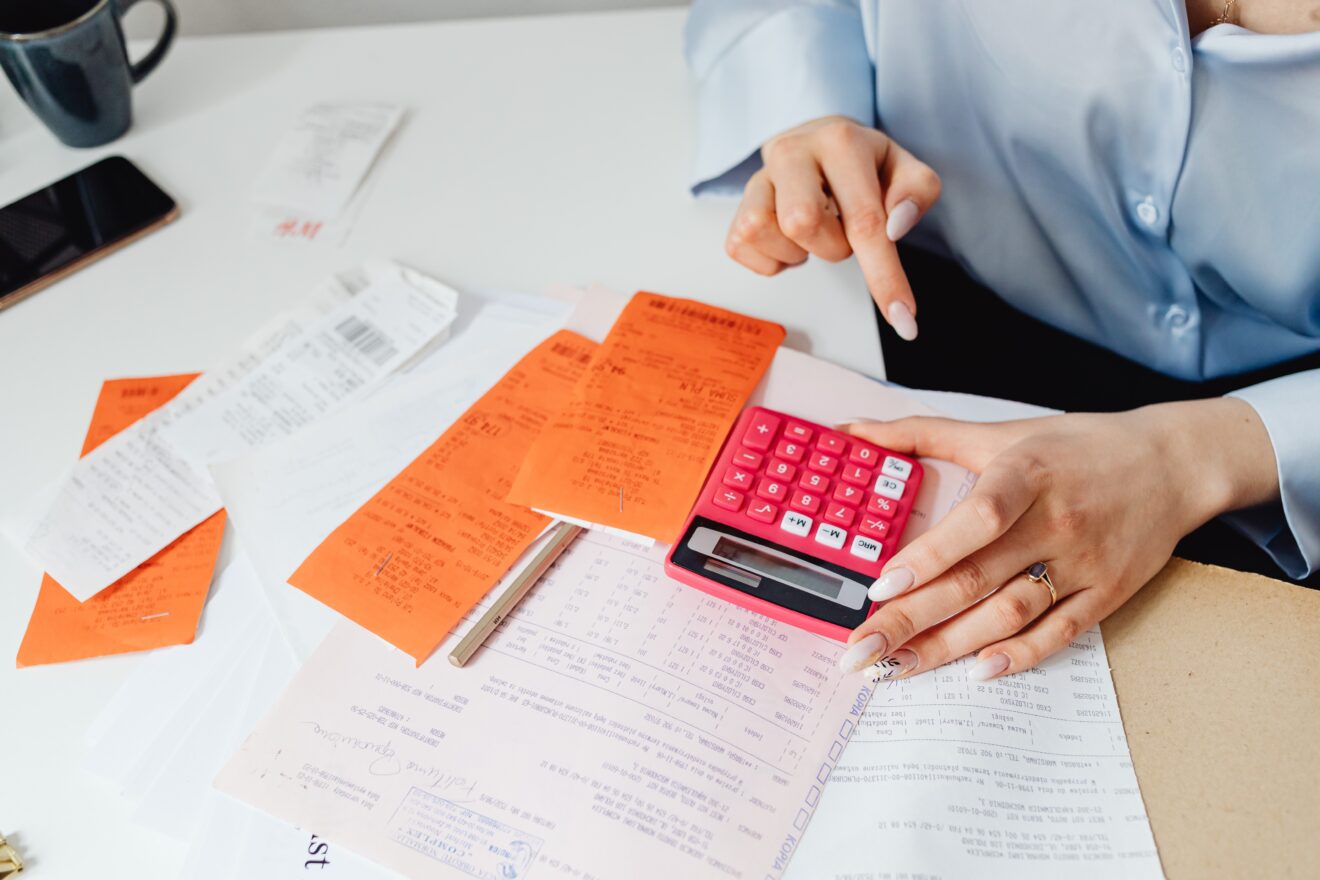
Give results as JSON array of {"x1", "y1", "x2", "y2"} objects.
[
  {"x1": 20, "y1": 264, "x2": 457, "y2": 601},
  {"x1": 253, "y1": 102, "x2": 404, "y2": 219},
  {"x1": 162, "y1": 276, "x2": 458, "y2": 464},
  {"x1": 791, "y1": 634, "x2": 1162, "y2": 878},
  {"x1": 217, "y1": 531, "x2": 874, "y2": 880}
]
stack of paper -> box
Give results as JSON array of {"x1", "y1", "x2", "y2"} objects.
[{"x1": 10, "y1": 278, "x2": 1162, "y2": 879}]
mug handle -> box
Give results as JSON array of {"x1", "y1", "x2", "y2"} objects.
[{"x1": 114, "y1": 0, "x2": 178, "y2": 84}]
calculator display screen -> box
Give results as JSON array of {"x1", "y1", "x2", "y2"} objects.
[{"x1": 712, "y1": 537, "x2": 844, "y2": 600}]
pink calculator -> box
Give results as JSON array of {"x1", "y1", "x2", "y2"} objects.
[{"x1": 665, "y1": 407, "x2": 923, "y2": 641}]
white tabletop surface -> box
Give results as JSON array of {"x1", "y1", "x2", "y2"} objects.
[{"x1": 0, "y1": 9, "x2": 886, "y2": 880}]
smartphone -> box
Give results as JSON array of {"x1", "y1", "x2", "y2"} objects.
[{"x1": 0, "y1": 156, "x2": 178, "y2": 312}]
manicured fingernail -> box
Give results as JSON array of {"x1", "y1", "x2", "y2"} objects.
[
  {"x1": 967, "y1": 653, "x2": 1011, "y2": 682},
  {"x1": 838, "y1": 633, "x2": 887, "y2": 672},
  {"x1": 886, "y1": 198, "x2": 920, "y2": 241},
  {"x1": 869, "y1": 567, "x2": 914, "y2": 602},
  {"x1": 886, "y1": 302, "x2": 918, "y2": 342},
  {"x1": 867, "y1": 648, "x2": 918, "y2": 681}
]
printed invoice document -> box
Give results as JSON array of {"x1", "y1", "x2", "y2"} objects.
[{"x1": 212, "y1": 295, "x2": 1160, "y2": 879}]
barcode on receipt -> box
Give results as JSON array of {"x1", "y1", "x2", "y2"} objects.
[{"x1": 335, "y1": 315, "x2": 398, "y2": 366}]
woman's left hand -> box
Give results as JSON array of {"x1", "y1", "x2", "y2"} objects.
[{"x1": 836, "y1": 398, "x2": 1279, "y2": 682}]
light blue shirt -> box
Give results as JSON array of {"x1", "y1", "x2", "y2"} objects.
[{"x1": 685, "y1": 0, "x2": 1320, "y2": 579}]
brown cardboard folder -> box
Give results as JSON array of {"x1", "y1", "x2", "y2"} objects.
[{"x1": 1103, "y1": 559, "x2": 1320, "y2": 878}]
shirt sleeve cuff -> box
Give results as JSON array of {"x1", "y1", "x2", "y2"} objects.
[
  {"x1": 1225, "y1": 369, "x2": 1320, "y2": 579},
  {"x1": 686, "y1": 5, "x2": 875, "y2": 196}
]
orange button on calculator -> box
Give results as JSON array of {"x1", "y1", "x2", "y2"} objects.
[{"x1": 665, "y1": 407, "x2": 923, "y2": 640}]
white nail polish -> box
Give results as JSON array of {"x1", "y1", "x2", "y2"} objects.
[
  {"x1": 886, "y1": 302, "x2": 919, "y2": 342},
  {"x1": 838, "y1": 633, "x2": 887, "y2": 672},
  {"x1": 869, "y1": 567, "x2": 915, "y2": 602},
  {"x1": 885, "y1": 198, "x2": 920, "y2": 241},
  {"x1": 967, "y1": 653, "x2": 1011, "y2": 682}
]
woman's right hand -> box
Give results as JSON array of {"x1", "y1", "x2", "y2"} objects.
[{"x1": 725, "y1": 116, "x2": 942, "y2": 341}]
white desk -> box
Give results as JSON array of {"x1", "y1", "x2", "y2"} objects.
[{"x1": 0, "y1": 9, "x2": 882, "y2": 879}]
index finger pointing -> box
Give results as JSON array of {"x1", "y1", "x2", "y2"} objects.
[{"x1": 819, "y1": 145, "x2": 917, "y2": 340}]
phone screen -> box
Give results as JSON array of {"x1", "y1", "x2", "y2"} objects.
[{"x1": 0, "y1": 156, "x2": 177, "y2": 307}]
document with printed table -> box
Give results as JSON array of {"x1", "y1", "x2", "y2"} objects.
[{"x1": 214, "y1": 341, "x2": 973, "y2": 879}]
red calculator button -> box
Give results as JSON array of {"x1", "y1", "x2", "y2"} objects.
[
  {"x1": 833, "y1": 483, "x2": 865, "y2": 507},
  {"x1": 840, "y1": 464, "x2": 871, "y2": 487},
  {"x1": 774, "y1": 439, "x2": 807, "y2": 463},
  {"x1": 713, "y1": 488, "x2": 745, "y2": 512},
  {"x1": 747, "y1": 501, "x2": 778, "y2": 523},
  {"x1": 742, "y1": 413, "x2": 781, "y2": 451},
  {"x1": 817, "y1": 433, "x2": 847, "y2": 455},
  {"x1": 723, "y1": 467, "x2": 754, "y2": 489},
  {"x1": 807, "y1": 452, "x2": 839, "y2": 474},
  {"x1": 766, "y1": 459, "x2": 797, "y2": 481},
  {"x1": 799, "y1": 472, "x2": 830, "y2": 492},
  {"x1": 848, "y1": 443, "x2": 880, "y2": 467},
  {"x1": 823, "y1": 504, "x2": 855, "y2": 527},
  {"x1": 867, "y1": 495, "x2": 898, "y2": 518},
  {"x1": 784, "y1": 422, "x2": 814, "y2": 442},
  {"x1": 733, "y1": 448, "x2": 764, "y2": 469},
  {"x1": 790, "y1": 491, "x2": 821, "y2": 515},
  {"x1": 756, "y1": 478, "x2": 787, "y2": 501},
  {"x1": 859, "y1": 516, "x2": 891, "y2": 540}
]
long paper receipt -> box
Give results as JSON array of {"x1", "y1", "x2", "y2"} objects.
[
  {"x1": 288, "y1": 330, "x2": 597, "y2": 664},
  {"x1": 219, "y1": 531, "x2": 869, "y2": 880},
  {"x1": 507, "y1": 292, "x2": 784, "y2": 543},
  {"x1": 17, "y1": 375, "x2": 227, "y2": 668}
]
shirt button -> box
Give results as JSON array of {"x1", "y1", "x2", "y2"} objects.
[
  {"x1": 1171, "y1": 47, "x2": 1187, "y2": 73},
  {"x1": 1135, "y1": 197, "x2": 1159, "y2": 226},
  {"x1": 1164, "y1": 304, "x2": 1191, "y2": 328}
]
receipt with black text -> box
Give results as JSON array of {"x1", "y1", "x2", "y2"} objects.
[{"x1": 19, "y1": 265, "x2": 457, "y2": 601}]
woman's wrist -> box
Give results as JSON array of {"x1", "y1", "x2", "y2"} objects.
[{"x1": 1142, "y1": 398, "x2": 1280, "y2": 528}]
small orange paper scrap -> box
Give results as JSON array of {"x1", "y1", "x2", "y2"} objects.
[
  {"x1": 17, "y1": 374, "x2": 228, "y2": 668},
  {"x1": 288, "y1": 329, "x2": 598, "y2": 664},
  {"x1": 507, "y1": 292, "x2": 785, "y2": 543}
]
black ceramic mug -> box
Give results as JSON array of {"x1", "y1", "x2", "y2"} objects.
[{"x1": 0, "y1": 0, "x2": 177, "y2": 147}]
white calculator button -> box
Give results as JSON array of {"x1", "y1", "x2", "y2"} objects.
[
  {"x1": 814, "y1": 523, "x2": 846, "y2": 550},
  {"x1": 874, "y1": 476, "x2": 906, "y2": 500},
  {"x1": 850, "y1": 534, "x2": 882, "y2": 563},
  {"x1": 881, "y1": 456, "x2": 913, "y2": 480},
  {"x1": 780, "y1": 511, "x2": 812, "y2": 537}
]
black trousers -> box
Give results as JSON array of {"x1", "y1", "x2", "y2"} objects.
[{"x1": 877, "y1": 245, "x2": 1320, "y2": 588}]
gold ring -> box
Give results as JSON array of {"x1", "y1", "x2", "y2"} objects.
[{"x1": 1025, "y1": 562, "x2": 1057, "y2": 607}]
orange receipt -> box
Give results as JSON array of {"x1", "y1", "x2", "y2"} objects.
[
  {"x1": 507, "y1": 292, "x2": 785, "y2": 543},
  {"x1": 288, "y1": 329, "x2": 598, "y2": 664},
  {"x1": 17, "y1": 375, "x2": 227, "y2": 668}
]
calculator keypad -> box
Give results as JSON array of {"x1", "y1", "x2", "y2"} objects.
[{"x1": 697, "y1": 407, "x2": 921, "y2": 576}]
